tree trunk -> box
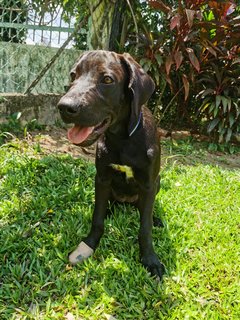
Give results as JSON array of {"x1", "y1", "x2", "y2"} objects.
[{"x1": 87, "y1": 0, "x2": 126, "y2": 51}]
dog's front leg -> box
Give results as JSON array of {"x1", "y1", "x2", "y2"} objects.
[
  {"x1": 84, "y1": 174, "x2": 111, "y2": 249},
  {"x1": 137, "y1": 187, "x2": 165, "y2": 280},
  {"x1": 69, "y1": 174, "x2": 110, "y2": 265}
]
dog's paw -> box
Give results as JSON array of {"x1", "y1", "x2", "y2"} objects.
[
  {"x1": 68, "y1": 241, "x2": 94, "y2": 265},
  {"x1": 141, "y1": 253, "x2": 165, "y2": 281}
]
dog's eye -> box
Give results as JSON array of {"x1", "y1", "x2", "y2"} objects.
[{"x1": 102, "y1": 76, "x2": 114, "y2": 84}]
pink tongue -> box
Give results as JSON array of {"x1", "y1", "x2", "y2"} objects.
[{"x1": 67, "y1": 125, "x2": 94, "y2": 144}]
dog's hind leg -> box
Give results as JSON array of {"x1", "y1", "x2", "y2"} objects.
[{"x1": 153, "y1": 176, "x2": 163, "y2": 227}]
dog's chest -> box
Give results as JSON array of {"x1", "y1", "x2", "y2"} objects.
[
  {"x1": 110, "y1": 163, "x2": 134, "y2": 180},
  {"x1": 98, "y1": 135, "x2": 149, "y2": 178},
  {"x1": 120, "y1": 143, "x2": 148, "y2": 170}
]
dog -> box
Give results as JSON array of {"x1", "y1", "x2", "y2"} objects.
[{"x1": 58, "y1": 50, "x2": 164, "y2": 279}]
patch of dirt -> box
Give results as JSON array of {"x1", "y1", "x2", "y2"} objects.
[
  {"x1": 25, "y1": 127, "x2": 240, "y2": 170},
  {"x1": 28, "y1": 127, "x2": 96, "y2": 162}
]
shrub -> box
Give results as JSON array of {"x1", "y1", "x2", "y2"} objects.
[{"x1": 130, "y1": 0, "x2": 240, "y2": 142}]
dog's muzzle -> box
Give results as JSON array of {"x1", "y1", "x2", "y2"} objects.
[{"x1": 58, "y1": 97, "x2": 112, "y2": 146}]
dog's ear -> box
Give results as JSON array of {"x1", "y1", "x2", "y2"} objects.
[{"x1": 121, "y1": 53, "x2": 155, "y2": 136}]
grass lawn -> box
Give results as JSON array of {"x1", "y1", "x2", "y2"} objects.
[{"x1": 0, "y1": 132, "x2": 239, "y2": 319}]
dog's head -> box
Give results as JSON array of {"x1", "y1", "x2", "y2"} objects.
[{"x1": 58, "y1": 50, "x2": 155, "y2": 146}]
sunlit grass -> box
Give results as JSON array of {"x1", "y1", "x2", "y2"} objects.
[{"x1": 0, "y1": 138, "x2": 239, "y2": 319}]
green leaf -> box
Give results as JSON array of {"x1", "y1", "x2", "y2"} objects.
[
  {"x1": 218, "y1": 127, "x2": 226, "y2": 143},
  {"x1": 216, "y1": 96, "x2": 221, "y2": 109},
  {"x1": 213, "y1": 105, "x2": 219, "y2": 117},
  {"x1": 205, "y1": 10, "x2": 214, "y2": 21},
  {"x1": 200, "y1": 97, "x2": 211, "y2": 110},
  {"x1": 228, "y1": 98, "x2": 232, "y2": 112},
  {"x1": 154, "y1": 53, "x2": 163, "y2": 67},
  {"x1": 222, "y1": 96, "x2": 228, "y2": 113},
  {"x1": 207, "y1": 118, "x2": 220, "y2": 133},
  {"x1": 141, "y1": 59, "x2": 152, "y2": 72},
  {"x1": 198, "y1": 76, "x2": 216, "y2": 85},
  {"x1": 209, "y1": 102, "x2": 216, "y2": 113},
  {"x1": 226, "y1": 128, "x2": 232, "y2": 143},
  {"x1": 218, "y1": 119, "x2": 224, "y2": 131},
  {"x1": 219, "y1": 127, "x2": 226, "y2": 135},
  {"x1": 234, "y1": 102, "x2": 240, "y2": 117},
  {"x1": 229, "y1": 114, "x2": 235, "y2": 128},
  {"x1": 139, "y1": 58, "x2": 149, "y2": 67},
  {"x1": 201, "y1": 88, "x2": 214, "y2": 97},
  {"x1": 200, "y1": 102, "x2": 211, "y2": 111},
  {"x1": 154, "y1": 72, "x2": 160, "y2": 85}
]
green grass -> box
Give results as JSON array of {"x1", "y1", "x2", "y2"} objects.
[{"x1": 0, "y1": 138, "x2": 240, "y2": 319}]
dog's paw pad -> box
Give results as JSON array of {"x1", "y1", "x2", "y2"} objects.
[{"x1": 69, "y1": 241, "x2": 94, "y2": 265}]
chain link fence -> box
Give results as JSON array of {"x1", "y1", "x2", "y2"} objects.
[{"x1": 0, "y1": 0, "x2": 85, "y2": 94}]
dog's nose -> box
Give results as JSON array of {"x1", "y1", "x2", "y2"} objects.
[{"x1": 58, "y1": 98, "x2": 79, "y2": 115}]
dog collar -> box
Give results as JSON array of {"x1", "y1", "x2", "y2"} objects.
[{"x1": 129, "y1": 112, "x2": 142, "y2": 137}]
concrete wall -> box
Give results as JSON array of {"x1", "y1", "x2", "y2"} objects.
[{"x1": 0, "y1": 93, "x2": 62, "y2": 125}]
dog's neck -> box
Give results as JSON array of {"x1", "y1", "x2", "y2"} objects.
[
  {"x1": 106, "y1": 120, "x2": 129, "y2": 139},
  {"x1": 106, "y1": 112, "x2": 142, "y2": 142},
  {"x1": 105, "y1": 97, "x2": 143, "y2": 140},
  {"x1": 129, "y1": 112, "x2": 142, "y2": 137}
]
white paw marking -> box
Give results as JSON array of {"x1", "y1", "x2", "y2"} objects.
[{"x1": 69, "y1": 241, "x2": 94, "y2": 265}]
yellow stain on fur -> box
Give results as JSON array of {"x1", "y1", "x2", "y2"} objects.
[{"x1": 110, "y1": 164, "x2": 134, "y2": 180}]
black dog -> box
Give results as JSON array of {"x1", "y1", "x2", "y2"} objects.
[{"x1": 58, "y1": 50, "x2": 164, "y2": 279}]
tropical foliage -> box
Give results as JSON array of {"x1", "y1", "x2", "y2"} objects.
[
  {"x1": 33, "y1": 0, "x2": 240, "y2": 143},
  {"x1": 131, "y1": 0, "x2": 240, "y2": 142}
]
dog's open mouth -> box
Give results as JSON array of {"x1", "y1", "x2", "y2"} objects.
[{"x1": 67, "y1": 118, "x2": 111, "y2": 146}]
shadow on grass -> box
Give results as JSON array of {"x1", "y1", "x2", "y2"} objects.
[
  {"x1": 0, "y1": 153, "x2": 177, "y2": 319},
  {"x1": 161, "y1": 138, "x2": 240, "y2": 170}
]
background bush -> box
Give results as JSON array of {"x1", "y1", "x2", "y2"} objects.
[{"x1": 127, "y1": 0, "x2": 240, "y2": 143}]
